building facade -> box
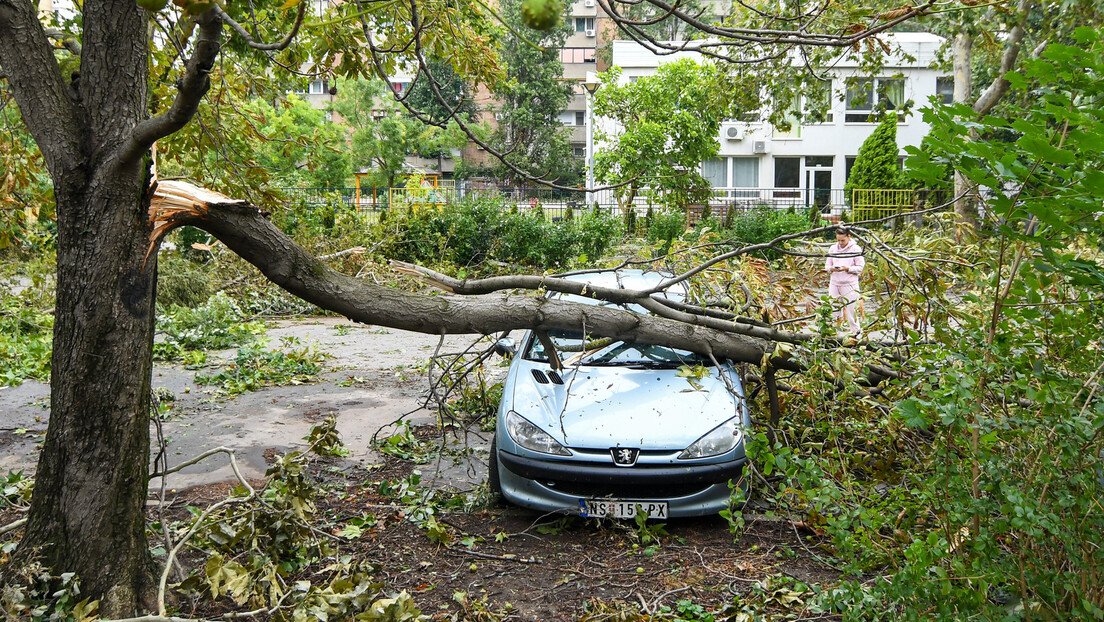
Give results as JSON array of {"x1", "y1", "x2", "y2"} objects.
[{"x1": 608, "y1": 33, "x2": 949, "y2": 206}]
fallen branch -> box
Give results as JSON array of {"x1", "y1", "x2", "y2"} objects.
[
  {"x1": 319, "y1": 246, "x2": 366, "y2": 261},
  {"x1": 0, "y1": 517, "x2": 28, "y2": 535},
  {"x1": 446, "y1": 547, "x2": 540, "y2": 564}
]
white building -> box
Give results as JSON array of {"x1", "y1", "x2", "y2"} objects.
[{"x1": 607, "y1": 33, "x2": 950, "y2": 207}]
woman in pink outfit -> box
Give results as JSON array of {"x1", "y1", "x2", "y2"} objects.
[{"x1": 824, "y1": 226, "x2": 865, "y2": 334}]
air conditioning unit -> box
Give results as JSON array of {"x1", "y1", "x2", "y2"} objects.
[
  {"x1": 585, "y1": 28, "x2": 596, "y2": 37},
  {"x1": 753, "y1": 140, "x2": 769, "y2": 154},
  {"x1": 723, "y1": 124, "x2": 743, "y2": 141},
  {"x1": 584, "y1": 0, "x2": 595, "y2": 6}
]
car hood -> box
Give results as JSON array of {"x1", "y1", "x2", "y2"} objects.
[{"x1": 506, "y1": 361, "x2": 742, "y2": 450}]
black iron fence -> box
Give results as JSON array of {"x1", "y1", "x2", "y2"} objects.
[{"x1": 277, "y1": 185, "x2": 951, "y2": 225}]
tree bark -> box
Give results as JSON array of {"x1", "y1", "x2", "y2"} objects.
[
  {"x1": 169, "y1": 196, "x2": 784, "y2": 368},
  {"x1": 0, "y1": 0, "x2": 218, "y2": 614},
  {"x1": 952, "y1": 32, "x2": 976, "y2": 239}
]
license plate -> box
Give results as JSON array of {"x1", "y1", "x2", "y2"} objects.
[{"x1": 579, "y1": 499, "x2": 668, "y2": 519}]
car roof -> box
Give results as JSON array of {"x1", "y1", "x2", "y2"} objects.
[{"x1": 561, "y1": 269, "x2": 676, "y2": 293}]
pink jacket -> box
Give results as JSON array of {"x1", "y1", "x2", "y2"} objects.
[{"x1": 825, "y1": 241, "x2": 865, "y2": 286}]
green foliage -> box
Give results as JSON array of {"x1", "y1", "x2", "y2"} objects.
[
  {"x1": 334, "y1": 79, "x2": 468, "y2": 189},
  {"x1": 645, "y1": 208, "x2": 686, "y2": 247},
  {"x1": 244, "y1": 96, "x2": 351, "y2": 188},
  {"x1": 154, "y1": 292, "x2": 267, "y2": 361},
  {"x1": 592, "y1": 61, "x2": 755, "y2": 209},
  {"x1": 175, "y1": 426, "x2": 430, "y2": 621},
  {"x1": 723, "y1": 208, "x2": 811, "y2": 259},
  {"x1": 372, "y1": 195, "x2": 622, "y2": 269},
  {"x1": 194, "y1": 337, "x2": 326, "y2": 396},
  {"x1": 491, "y1": 0, "x2": 579, "y2": 185},
  {"x1": 631, "y1": 510, "x2": 668, "y2": 545},
  {"x1": 404, "y1": 60, "x2": 477, "y2": 123},
  {"x1": 374, "y1": 421, "x2": 430, "y2": 463},
  {"x1": 0, "y1": 105, "x2": 54, "y2": 251},
  {"x1": 844, "y1": 114, "x2": 905, "y2": 200},
  {"x1": 155, "y1": 254, "x2": 214, "y2": 309},
  {"x1": 734, "y1": 36, "x2": 1104, "y2": 619},
  {"x1": 0, "y1": 565, "x2": 98, "y2": 622},
  {"x1": 158, "y1": 82, "x2": 349, "y2": 205},
  {"x1": 2, "y1": 470, "x2": 33, "y2": 511},
  {"x1": 0, "y1": 297, "x2": 53, "y2": 386}
]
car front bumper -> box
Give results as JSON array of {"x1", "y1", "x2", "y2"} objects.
[{"x1": 497, "y1": 450, "x2": 748, "y2": 518}]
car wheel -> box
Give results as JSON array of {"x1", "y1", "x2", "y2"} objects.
[{"x1": 488, "y1": 434, "x2": 502, "y2": 495}]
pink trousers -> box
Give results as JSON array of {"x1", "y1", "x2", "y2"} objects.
[{"x1": 828, "y1": 281, "x2": 861, "y2": 333}]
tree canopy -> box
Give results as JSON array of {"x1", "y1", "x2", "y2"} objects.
[{"x1": 592, "y1": 60, "x2": 753, "y2": 209}]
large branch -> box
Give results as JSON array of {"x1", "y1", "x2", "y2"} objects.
[
  {"x1": 121, "y1": 9, "x2": 223, "y2": 169},
  {"x1": 213, "y1": 2, "x2": 306, "y2": 51},
  {"x1": 0, "y1": 0, "x2": 82, "y2": 179},
  {"x1": 152, "y1": 182, "x2": 785, "y2": 368},
  {"x1": 973, "y1": 0, "x2": 1033, "y2": 116}
]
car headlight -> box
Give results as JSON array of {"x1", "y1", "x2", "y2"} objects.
[
  {"x1": 505, "y1": 411, "x2": 570, "y2": 456},
  {"x1": 679, "y1": 417, "x2": 742, "y2": 459}
]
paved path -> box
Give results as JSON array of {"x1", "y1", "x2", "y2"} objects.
[{"x1": 0, "y1": 318, "x2": 495, "y2": 491}]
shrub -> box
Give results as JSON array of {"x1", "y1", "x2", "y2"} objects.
[
  {"x1": 844, "y1": 114, "x2": 904, "y2": 200},
  {"x1": 722, "y1": 207, "x2": 810, "y2": 258},
  {"x1": 646, "y1": 208, "x2": 685, "y2": 244},
  {"x1": 371, "y1": 196, "x2": 622, "y2": 270}
]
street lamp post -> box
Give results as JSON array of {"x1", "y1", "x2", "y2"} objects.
[{"x1": 582, "y1": 72, "x2": 601, "y2": 209}]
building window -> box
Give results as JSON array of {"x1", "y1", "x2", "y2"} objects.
[
  {"x1": 574, "y1": 147, "x2": 586, "y2": 158},
  {"x1": 936, "y1": 76, "x2": 954, "y2": 105},
  {"x1": 805, "y1": 156, "x2": 833, "y2": 168},
  {"x1": 560, "y1": 48, "x2": 597, "y2": 64},
  {"x1": 845, "y1": 156, "x2": 857, "y2": 182},
  {"x1": 702, "y1": 159, "x2": 726, "y2": 187},
  {"x1": 805, "y1": 79, "x2": 834, "y2": 124},
  {"x1": 732, "y1": 158, "x2": 758, "y2": 188},
  {"x1": 845, "y1": 77, "x2": 905, "y2": 122},
  {"x1": 575, "y1": 111, "x2": 585, "y2": 126},
  {"x1": 308, "y1": 79, "x2": 327, "y2": 95},
  {"x1": 774, "y1": 157, "x2": 800, "y2": 197},
  {"x1": 574, "y1": 17, "x2": 595, "y2": 32}
]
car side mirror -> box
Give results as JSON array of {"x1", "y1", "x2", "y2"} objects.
[{"x1": 494, "y1": 337, "x2": 516, "y2": 357}]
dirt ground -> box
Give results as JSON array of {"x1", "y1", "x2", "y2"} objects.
[
  {"x1": 164, "y1": 446, "x2": 838, "y2": 622},
  {"x1": 1, "y1": 316, "x2": 840, "y2": 620}
]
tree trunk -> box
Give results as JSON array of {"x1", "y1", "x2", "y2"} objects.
[
  {"x1": 21, "y1": 174, "x2": 159, "y2": 616},
  {"x1": 1, "y1": 0, "x2": 159, "y2": 614},
  {"x1": 952, "y1": 32, "x2": 977, "y2": 239}
]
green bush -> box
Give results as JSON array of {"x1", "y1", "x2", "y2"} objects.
[
  {"x1": 371, "y1": 196, "x2": 622, "y2": 269},
  {"x1": 0, "y1": 298, "x2": 52, "y2": 386},
  {"x1": 645, "y1": 208, "x2": 685, "y2": 244},
  {"x1": 156, "y1": 254, "x2": 213, "y2": 309},
  {"x1": 845, "y1": 114, "x2": 905, "y2": 200},
  {"x1": 723, "y1": 207, "x2": 810, "y2": 257}
]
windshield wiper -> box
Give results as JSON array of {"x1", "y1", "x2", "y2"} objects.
[{"x1": 625, "y1": 361, "x2": 686, "y2": 369}]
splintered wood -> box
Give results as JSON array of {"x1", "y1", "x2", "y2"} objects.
[{"x1": 146, "y1": 179, "x2": 245, "y2": 263}]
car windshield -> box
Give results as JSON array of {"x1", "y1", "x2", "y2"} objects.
[{"x1": 523, "y1": 329, "x2": 711, "y2": 367}]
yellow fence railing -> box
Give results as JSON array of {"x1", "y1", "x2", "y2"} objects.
[{"x1": 851, "y1": 189, "x2": 913, "y2": 223}]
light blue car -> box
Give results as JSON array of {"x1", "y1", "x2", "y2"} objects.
[{"x1": 489, "y1": 270, "x2": 751, "y2": 519}]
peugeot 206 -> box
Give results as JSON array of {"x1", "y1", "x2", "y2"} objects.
[{"x1": 488, "y1": 270, "x2": 750, "y2": 519}]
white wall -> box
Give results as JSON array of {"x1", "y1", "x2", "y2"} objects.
[{"x1": 608, "y1": 34, "x2": 947, "y2": 194}]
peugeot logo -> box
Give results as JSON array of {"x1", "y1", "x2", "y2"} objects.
[{"x1": 611, "y1": 447, "x2": 639, "y2": 467}]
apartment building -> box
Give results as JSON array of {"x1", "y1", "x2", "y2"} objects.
[{"x1": 608, "y1": 33, "x2": 949, "y2": 204}]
